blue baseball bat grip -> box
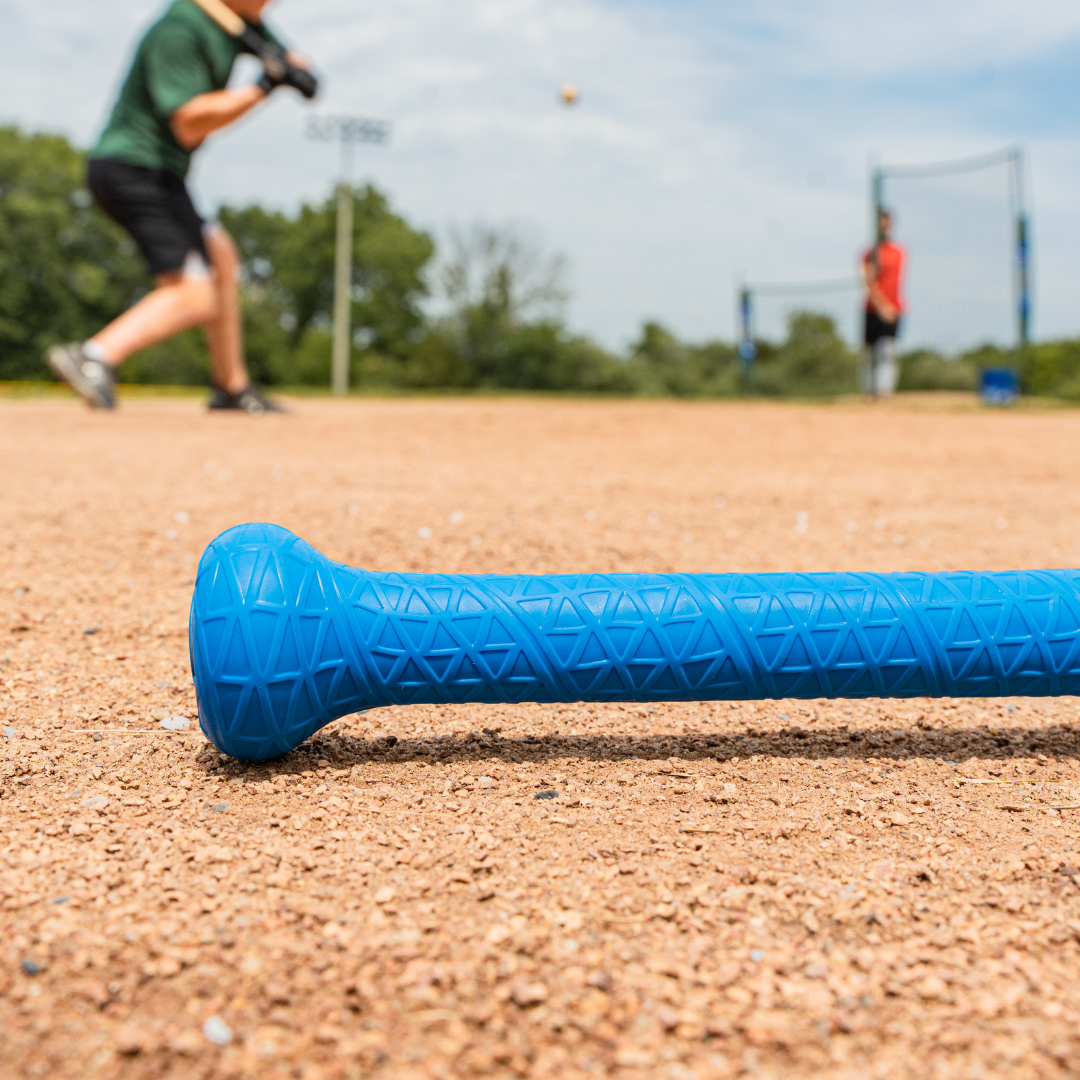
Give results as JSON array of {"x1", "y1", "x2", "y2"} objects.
[{"x1": 189, "y1": 523, "x2": 1080, "y2": 761}]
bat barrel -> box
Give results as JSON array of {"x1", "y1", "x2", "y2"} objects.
[{"x1": 189, "y1": 523, "x2": 1080, "y2": 761}]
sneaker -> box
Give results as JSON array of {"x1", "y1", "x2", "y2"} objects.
[
  {"x1": 46, "y1": 343, "x2": 116, "y2": 409},
  {"x1": 207, "y1": 384, "x2": 286, "y2": 416}
]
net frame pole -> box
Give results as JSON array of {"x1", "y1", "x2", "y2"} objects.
[
  {"x1": 1009, "y1": 148, "x2": 1031, "y2": 349},
  {"x1": 871, "y1": 167, "x2": 885, "y2": 240},
  {"x1": 737, "y1": 285, "x2": 756, "y2": 368}
]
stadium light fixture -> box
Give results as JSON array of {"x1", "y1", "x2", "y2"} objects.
[{"x1": 305, "y1": 115, "x2": 392, "y2": 396}]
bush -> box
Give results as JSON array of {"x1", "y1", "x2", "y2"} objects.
[
  {"x1": 626, "y1": 322, "x2": 741, "y2": 397},
  {"x1": 1016, "y1": 340, "x2": 1080, "y2": 399},
  {"x1": 751, "y1": 311, "x2": 858, "y2": 398},
  {"x1": 122, "y1": 331, "x2": 208, "y2": 385},
  {"x1": 897, "y1": 349, "x2": 979, "y2": 392}
]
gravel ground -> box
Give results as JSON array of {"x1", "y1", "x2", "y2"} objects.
[{"x1": 3, "y1": 394, "x2": 1080, "y2": 1080}]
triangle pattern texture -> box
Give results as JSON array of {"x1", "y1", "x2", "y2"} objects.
[{"x1": 190, "y1": 524, "x2": 1080, "y2": 761}]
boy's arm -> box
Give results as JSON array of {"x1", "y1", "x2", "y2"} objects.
[{"x1": 170, "y1": 85, "x2": 266, "y2": 150}]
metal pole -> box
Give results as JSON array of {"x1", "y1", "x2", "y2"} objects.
[
  {"x1": 871, "y1": 167, "x2": 885, "y2": 239},
  {"x1": 1011, "y1": 149, "x2": 1030, "y2": 350},
  {"x1": 1017, "y1": 213, "x2": 1030, "y2": 349},
  {"x1": 305, "y1": 115, "x2": 391, "y2": 395},
  {"x1": 331, "y1": 139, "x2": 354, "y2": 396},
  {"x1": 737, "y1": 285, "x2": 755, "y2": 394},
  {"x1": 737, "y1": 287, "x2": 755, "y2": 362}
]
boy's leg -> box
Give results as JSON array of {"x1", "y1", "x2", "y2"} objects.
[
  {"x1": 47, "y1": 260, "x2": 217, "y2": 409},
  {"x1": 202, "y1": 225, "x2": 285, "y2": 413},
  {"x1": 51, "y1": 161, "x2": 282, "y2": 413},
  {"x1": 202, "y1": 226, "x2": 248, "y2": 395},
  {"x1": 873, "y1": 336, "x2": 899, "y2": 397},
  {"x1": 861, "y1": 348, "x2": 875, "y2": 396},
  {"x1": 48, "y1": 161, "x2": 220, "y2": 408},
  {"x1": 88, "y1": 261, "x2": 218, "y2": 364}
]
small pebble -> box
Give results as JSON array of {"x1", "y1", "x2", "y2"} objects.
[
  {"x1": 211, "y1": 803, "x2": 229, "y2": 813},
  {"x1": 202, "y1": 1015, "x2": 233, "y2": 1046},
  {"x1": 21, "y1": 960, "x2": 41, "y2": 976},
  {"x1": 3, "y1": 726, "x2": 15, "y2": 739},
  {"x1": 114, "y1": 1024, "x2": 145, "y2": 1055},
  {"x1": 534, "y1": 790, "x2": 558, "y2": 800},
  {"x1": 511, "y1": 980, "x2": 548, "y2": 1007},
  {"x1": 750, "y1": 950, "x2": 765, "y2": 963},
  {"x1": 160, "y1": 716, "x2": 190, "y2": 731}
]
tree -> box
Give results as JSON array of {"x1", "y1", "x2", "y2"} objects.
[
  {"x1": 0, "y1": 126, "x2": 146, "y2": 379},
  {"x1": 219, "y1": 185, "x2": 435, "y2": 386},
  {"x1": 438, "y1": 225, "x2": 569, "y2": 387},
  {"x1": 753, "y1": 311, "x2": 858, "y2": 397},
  {"x1": 627, "y1": 322, "x2": 741, "y2": 397}
]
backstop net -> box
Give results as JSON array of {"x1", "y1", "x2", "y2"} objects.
[
  {"x1": 738, "y1": 277, "x2": 861, "y2": 358},
  {"x1": 874, "y1": 146, "x2": 1029, "y2": 355}
]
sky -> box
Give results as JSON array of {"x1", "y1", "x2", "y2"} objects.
[{"x1": 3, "y1": 0, "x2": 1080, "y2": 351}]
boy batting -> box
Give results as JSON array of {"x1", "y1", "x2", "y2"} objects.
[{"x1": 47, "y1": 0, "x2": 316, "y2": 414}]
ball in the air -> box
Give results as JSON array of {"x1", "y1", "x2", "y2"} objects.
[{"x1": 559, "y1": 83, "x2": 580, "y2": 106}]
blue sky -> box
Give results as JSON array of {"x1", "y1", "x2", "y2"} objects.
[{"x1": 3, "y1": 0, "x2": 1080, "y2": 350}]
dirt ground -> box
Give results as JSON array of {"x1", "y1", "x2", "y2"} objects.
[{"x1": 4, "y1": 393, "x2": 1080, "y2": 1080}]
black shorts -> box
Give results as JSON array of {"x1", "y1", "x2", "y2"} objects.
[
  {"x1": 864, "y1": 308, "x2": 900, "y2": 346},
  {"x1": 87, "y1": 158, "x2": 208, "y2": 277}
]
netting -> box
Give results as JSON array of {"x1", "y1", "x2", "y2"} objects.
[
  {"x1": 876, "y1": 147, "x2": 1028, "y2": 355},
  {"x1": 741, "y1": 278, "x2": 861, "y2": 348}
]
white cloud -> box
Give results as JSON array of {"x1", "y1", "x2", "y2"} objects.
[
  {"x1": 723, "y1": 0, "x2": 1080, "y2": 76},
  {"x1": 3, "y1": 0, "x2": 1080, "y2": 348}
]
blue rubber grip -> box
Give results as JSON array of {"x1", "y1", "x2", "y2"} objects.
[{"x1": 189, "y1": 523, "x2": 1080, "y2": 761}]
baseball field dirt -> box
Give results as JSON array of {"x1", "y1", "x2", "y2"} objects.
[{"x1": 3, "y1": 393, "x2": 1080, "y2": 1080}]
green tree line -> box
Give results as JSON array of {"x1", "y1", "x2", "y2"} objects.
[{"x1": 0, "y1": 125, "x2": 1070, "y2": 398}]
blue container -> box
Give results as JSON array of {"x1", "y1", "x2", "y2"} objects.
[
  {"x1": 979, "y1": 367, "x2": 1020, "y2": 406},
  {"x1": 190, "y1": 523, "x2": 1080, "y2": 761}
]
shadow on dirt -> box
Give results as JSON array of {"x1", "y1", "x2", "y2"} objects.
[{"x1": 206, "y1": 719, "x2": 1080, "y2": 774}]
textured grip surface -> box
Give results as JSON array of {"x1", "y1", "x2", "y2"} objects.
[{"x1": 189, "y1": 523, "x2": 1080, "y2": 761}]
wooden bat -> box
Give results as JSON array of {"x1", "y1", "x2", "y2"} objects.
[{"x1": 188, "y1": 0, "x2": 318, "y2": 99}]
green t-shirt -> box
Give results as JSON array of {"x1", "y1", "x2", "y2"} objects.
[{"x1": 92, "y1": 0, "x2": 284, "y2": 178}]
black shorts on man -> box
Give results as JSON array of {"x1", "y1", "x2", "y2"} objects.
[
  {"x1": 87, "y1": 158, "x2": 208, "y2": 278},
  {"x1": 864, "y1": 308, "x2": 901, "y2": 346}
]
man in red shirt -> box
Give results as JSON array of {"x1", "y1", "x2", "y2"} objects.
[{"x1": 861, "y1": 209, "x2": 906, "y2": 398}]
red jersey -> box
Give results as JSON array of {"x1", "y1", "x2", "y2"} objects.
[{"x1": 863, "y1": 241, "x2": 906, "y2": 313}]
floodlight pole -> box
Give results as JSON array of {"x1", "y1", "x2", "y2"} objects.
[
  {"x1": 332, "y1": 145, "x2": 355, "y2": 397},
  {"x1": 305, "y1": 115, "x2": 391, "y2": 395}
]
